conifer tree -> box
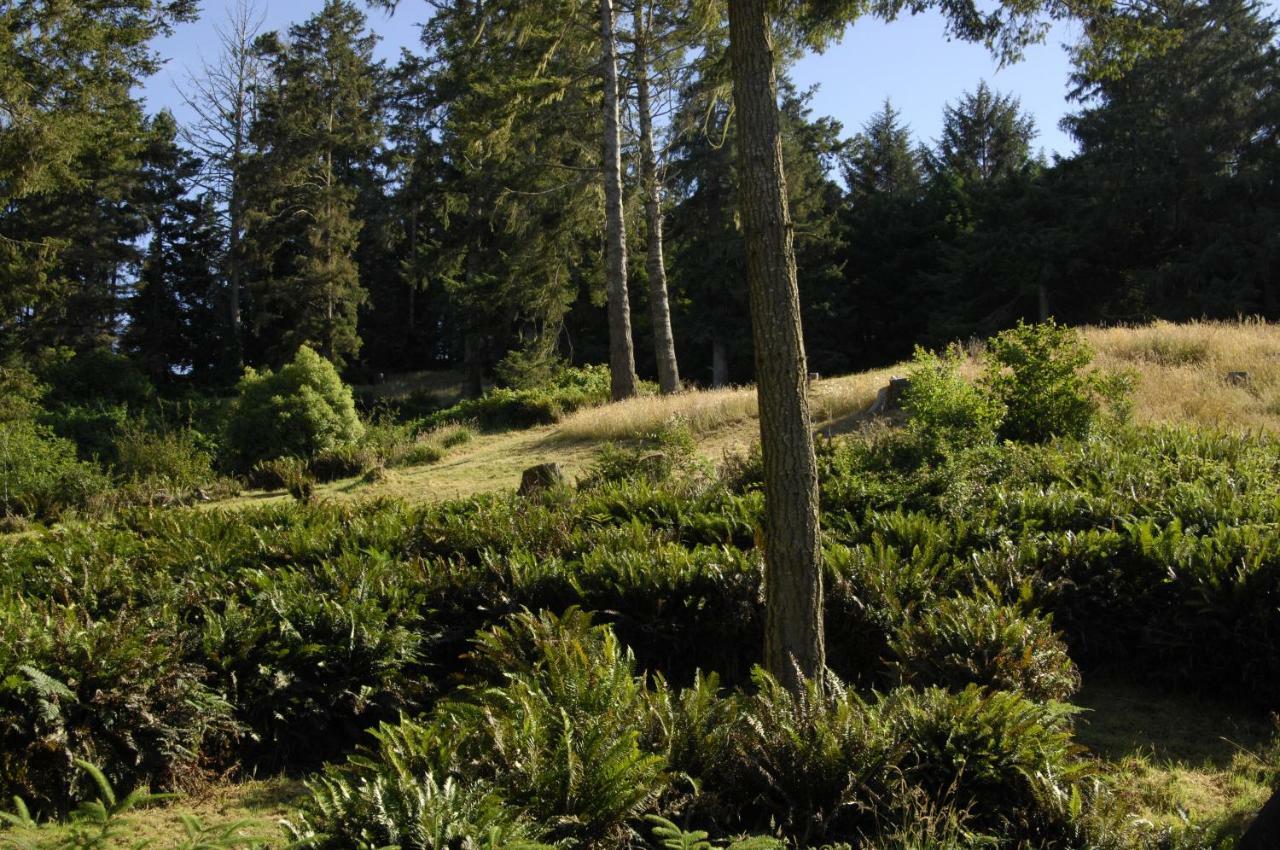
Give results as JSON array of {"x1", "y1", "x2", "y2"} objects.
[
  {"x1": 930, "y1": 82, "x2": 1037, "y2": 185},
  {"x1": 241, "y1": 0, "x2": 382, "y2": 368}
]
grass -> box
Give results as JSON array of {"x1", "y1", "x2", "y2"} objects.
[
  {"x1": 1, "y1": 778, "x2": 303, "y2": 849},
  {"x1": 229, "y1": 320, "x2": 1280, "y2": 507},
  {"x1": 1086, "y1": 319, "x2": 1280, "y2": 432},
  {"x1": 1076, "y1": 677, "x2": 1276, "y2": 835}
]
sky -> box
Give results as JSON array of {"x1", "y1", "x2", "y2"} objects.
[{"x1": 141, "y1": 2, "x2": 1097, "y2": 160}]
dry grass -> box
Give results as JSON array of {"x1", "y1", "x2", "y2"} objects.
[
  {"x1": 3, "y1": 777, "x2": 302, "y2": 848},
  {"x1": 1085, "y1": 319, "x2": 1280, "y2": 432}
]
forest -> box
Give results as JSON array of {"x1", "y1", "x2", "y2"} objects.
[{"x1": 4, "y1": 0, "x2": 1280, "y2": 848}]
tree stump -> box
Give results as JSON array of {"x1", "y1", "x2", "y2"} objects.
[
  {"x1": 1227, "y1": 371, "x2": 1251, "y2": 386},
  {"x1": 1240, "y1": 788, "x2": 1280, "y2": 850},
  {"x1": 868, "y1": 377, "x2": 911, "y2": 415},
  {"x1": 518, "y1": 463, "x2": 566, "y2": 496}
]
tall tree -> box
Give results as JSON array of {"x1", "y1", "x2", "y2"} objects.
[
  {"x1": 843, "y1": 99, "x2": 922, "y2": 203},
  {"x1": 241, "y1": 0, "x2": 382, "y2": 367},
  {"x1": 1056, "y1": 0, "x2": 1280, "y2": 319},
  {"x1": 600, "y1": 0, "x2": 641, "y2": 399},
  {"x1": 126, "y1": 115, "x2": 229, "y2": 384},
  {"x1": 179, "y1": 0, "x2": 266, "y2": 366},
  {"x1": 0, "y1": 0, "x2": 198, "y2": 357},
  {"x1": 930, "y1": 81, "x2": 1037, "y2": 185},
  {"x1": 722, "y1": 0, "x2": 1164, "y2": 688}
]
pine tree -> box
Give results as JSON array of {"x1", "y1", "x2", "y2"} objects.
[
  {"x1": 126, "y1": 116, "x2": 229, "y2": 385},
  {"x1": 241, "y1": 0, "x2": 382, "y2": 368},
  {"x1": 931, "y1": 82, "x2": 1037, "y2": 185},
  {"x1": 843, "y1": 99, "x2": 922, "y2": 203}
]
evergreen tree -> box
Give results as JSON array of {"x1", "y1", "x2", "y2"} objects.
[
  {"x1": 0, "y1": 0, "x2": 198, "y2": 357},
  {"x1": 1056, "y1": 0, "x2": 1280, "y2": 319},
  {"x1": 843, "y1": 99, "x2": 922, "y2": 203},
  {"x1": 241, "y1": 0, "x2": 382, "y2": 368},
  {"x1": 930, "y1": 81, "x2": 1037, "y2": 185},
  {"x1": 126, "y1": 116, "x2": 229, "y2": 385}
]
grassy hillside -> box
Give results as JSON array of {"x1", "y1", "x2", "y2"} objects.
[
  {"x1": 7, "y1": 319, "x2": 1280, "y2": 849},
  {"x1": 231, "y1": 320, "x2": 1280, "y2": 507}
]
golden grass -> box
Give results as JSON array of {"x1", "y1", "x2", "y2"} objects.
[
  {"x1": 4, "y1": 777, "x2": 302, "y2": 849},
  {"x1": 1084, "y1": 319, "x2": 1280, "y2": 432}
]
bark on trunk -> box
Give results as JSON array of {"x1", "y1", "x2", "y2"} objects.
[
  {"x1": 727, "y1": 0, "x2": 825, "y2": 690},
  {"x1": 633, "y1": 3, "x2": 681, "y2": 395},
  {"x1": 712, "y1": 335, "x2": 729, "y2": 387},
  {"x1": 599, "y1": 0, "x2": 639, "y2": 401},
  {"x1": 464, "y1": 332, "x2": 484, "y2": 399}
]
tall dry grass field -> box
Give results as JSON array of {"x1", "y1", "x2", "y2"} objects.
[{"x1": 1084, "y1": 319, "x2": 1280, "y2": 432}]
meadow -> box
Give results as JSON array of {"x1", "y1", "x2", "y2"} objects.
[{"x1": 3, "y1": 320, "x2": 1280, "y2": 849}]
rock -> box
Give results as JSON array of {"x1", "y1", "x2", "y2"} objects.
[
  {"x1": 868, "y1": 377, "x2": 911, "y2": 415},
  {"x1": 1239, "y1": 788, "x2": 1280, "y2": 850},
  {"x1": 1226, "y1": 371, "x2": 1251, "y2": 386},
  {"x1": 519, "y1": 463, "x2": 566, "y2": 496}
]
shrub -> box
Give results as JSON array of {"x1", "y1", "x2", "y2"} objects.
[
  {"x1": 392, "y1": 440, "x2": 444, "y2": 468},
  {"x1": 225, "y1": 346, "x2": 364, "y2": 468},
  {"x1": 889, "y1": 595, "x2": 1081, "y2": 702},
  {"x1": 310, "y1": 444, "x2": 379, "y2": 482},
  {"x1": 426, "y1": 365, "x2": 613, "y2": 431},
  {"x1": 436, "y1": 609, "x2": 667, "y2": 844},
  {"x1": 248, "y1": 456, "x2": 310, "y2": 491},
  {"x1": 0, "y1": 600, "x2": 237, "y2": 816},
  {"x1": 0, "y1": 421, "x2": 109, "y2": 519},
  {"x1": 0, "y1": 364, "x2": 47, "y2": 422},
  {"x1": 710, "y1": 670, "x2": 893, "y2": 844},
  {"x1": 111, "y1": 425, "x2": 215, "y2": 489},
  {"x1": 289, "y1": 722, "x2": 550, "y2": 850},
  {"x1": 878, "y1": 685, "x2": 1089, "y2": 840},
  {"x1": 584, "y1": 418, "x2": 701, "y2": 487},
  {"x1": 198, "y1": 557, "x2": 426, "y2": 768},
  {"x1": 983, "y1": 320, "x2": 1130, "y2": 443},
  {"x1": 902, "y1": 346, "x2": 1004, "y2": 456},
  {"x1": 40, "y1": 349, "x2": 154, "y2": 409}
]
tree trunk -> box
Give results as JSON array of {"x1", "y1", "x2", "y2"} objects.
[
  {"x1": 464, "y1": 332, "x2": 484, "y2": 398},
  {"x1": 599, "y1": 0, "x2": 639, "y2": 401},
  {"x1": 712, "y1": 335, "x2": 729, "y2": 387},
  {"x1": 727, "y1": 0, "x2": 825, "y2": 690},
  {"x1": 633, "y1": 2, "x2": 681, "y2": 395}
]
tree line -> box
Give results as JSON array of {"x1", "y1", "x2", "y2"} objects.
[{"x1": 2, "y1": 0, "x2": 1275, "y2": 395}]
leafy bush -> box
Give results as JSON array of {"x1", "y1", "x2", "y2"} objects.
[
  {"x1": 248, "y1": 456, "x2": 311, "y2": 491},
  {"x1": 0, "y1": 421, "x2": 109, "y2": 519},
  {"x1": 111, "y1": 425, "x2": 215, "y2": 490},
  {"x1": 437, "y1": 609, "x2": 667, "y2": 844},
  {"x1": 40, "y1": 349, "x2": 154, "y2": 410},
  {"x1": 889, "y1": 595, "x2": 1081, "y2": 702},
  {"x1": 309, "y1": 444, "x2": 379, "y2": 482},
  {"x1": 902, "y1": 345, "x2": 1004, "y2": 455},
  {"x1": 0, "y1": 364, "x2": 47, "y2": 422},
  {"x1": 584, "y1": 418, "x2": 701, "y2": 487},
  {"x1": 198, "y1": 557, "x2": 426, "y2": 768},
  {"x1": 225, "y1": 346, "x2": 364, "y2": 468},
  {"x1": 290, "y1": 724, "x2": 549, "y2": 850},
  {"x1": 426, "y1": 365, "x2": 613, "y2": 431},
  {"x1": 983, "y1": 320, "x2": 1130, "y2": 443},
  {"x1": 0, "y1": 601, "x2": 237, "y2": 816}
]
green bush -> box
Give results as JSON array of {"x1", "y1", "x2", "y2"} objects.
[
  {"x1": 289, "y1": 722, "x2": 550, "y2": 850},
  {"x1": 310, "y1": 444, "x2": 379, "y2": 482},
  {"x1": 983, "y1": 320, "x2": 1131, "y2": 443},
  {"x1": 0, "y1": 421, "x2": 109, "y2": 519},
  {"x1": 111, "y1": 425, "x2": 215, "y2": 490},
  {"x1": 585, "y1": 419, "x2": 701, "y2": 487},
  {"x1": 902, "y1": 346, "x2": 1004, "y2": 456},
  {"x1": 426, "y1": 365, "x2": 613, "y2": 431},
  {"x1": 248, "y1": 456, "x2": 310, "y2": 491},
  {"x1": 225, "y1": 346, "x2": 364, "y2": 468},
  {"x1": 40, "y1": 349, "x2": 154, "y2": 410},
  {"x1": 436, "y1": 609, "x2": 667, "y2": 844},
  {"x1": 0, "y1": 600, "x2": 237, "y2": 816},
  {"x1": 0, "y1": 364, "x2": 47, "y2": 422},
  {"x1": 889, "y1": 595, "x2": 1081, "y2": 702}
]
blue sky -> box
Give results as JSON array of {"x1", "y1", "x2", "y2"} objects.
[{"x1": 139, "y1": 2, "x2": 1113, "y2": 160}]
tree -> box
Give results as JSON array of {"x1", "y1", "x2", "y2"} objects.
[
  {"x1": 241, "y1": 0, "x2": 382, "y2": 368},
  {"x1": 125, "y1": 115, "x2": 230, "y2": 385},
  {"x1": 179, "y1": 0, "x2": 267, "y2": 366},
  {"x1": 843, "y1": 99, "x2": 922, "y2": 203},
  {"x1": 1055, "y1": 0, "x2": 1280, "y2": 320},
  {"x1": 930, "y1": 81, "x2": 1037, "y2": 185},
  {"x1": 600, "y1": 0, "x2": 642, "y2": 399},
  {"x1": 722, "y1": 0, "x2": 1164, "y2": 689},
  {"x1": 0, "y1": 0, "x2": 198, "y2": 357}
]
